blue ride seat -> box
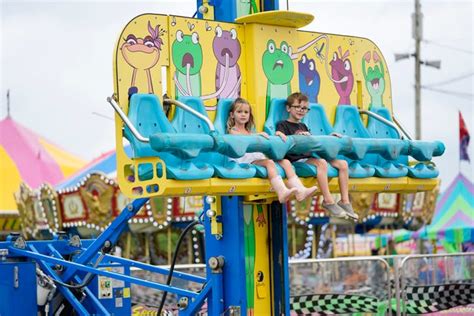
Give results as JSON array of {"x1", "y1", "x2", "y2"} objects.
[
  {"x1": 367, "y1": 106, "x2": 441, "y2": 178},
  {"x1": 172, "y1": 97, "x2": 256, "y2": 179},
  {"x1": 302, "y1": 103, "x2": 378, "y2": 178},
  {"x1": 124, "y1": 94, "x2": 214, "y2": 180},
  {"x1": 333, "y1": 105, "x2": 410, "y2": 178},
  {"x1": 263, "y1": 99, "x2": 340, "y2": 178},
  {"x1": 213, "y1": 98, "x2": 287, "y2": 178}
]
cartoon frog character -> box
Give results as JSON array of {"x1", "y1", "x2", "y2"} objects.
[
  {"x1": 172, "y1": 29, "x2": 203, "y2": 98},
  {"x1": 330, "y1": 46, "x2": 354, "y2": 105},
  {"x1": 262, "y1": 40, "x2": 294, "y2": 116},
  {"x1": 362, "y1": 50, "x2": 385, "y2": 107},
  {"x1": 298, "y1": 53, "x2": 321, "y2": 103}
]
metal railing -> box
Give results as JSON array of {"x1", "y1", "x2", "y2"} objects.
[
  {"x1": 289, "y1": 256, "x2": 393, "y2": 315},
  {"x1": 399, "y1": 252, "x2": 474, "y2": 316},
  {"x1": 128, "y1": 253, "x2": 473, "y2": 315}
]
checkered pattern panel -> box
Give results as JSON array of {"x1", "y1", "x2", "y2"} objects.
[
  {"x1": 404, "y1": 282, "x2": 474, "y2": 314},
  {"x1": 290, "y1": 294, "x2": 382, "y2": 315}
]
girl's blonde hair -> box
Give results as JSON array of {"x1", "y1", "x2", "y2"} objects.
[{"x1": 226, "y1": 97, "x2": 255, "y2": 133}]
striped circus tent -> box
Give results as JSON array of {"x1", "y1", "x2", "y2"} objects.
[
  {"x1": 0, "y1": 117, "x2": 86, "y2": 214},
  {"x1": 376, "y1": 173, "x2": 474, "y2": 250},
  {"x1": 414, "y1": 173, "x2": 474, "y2": 246}
]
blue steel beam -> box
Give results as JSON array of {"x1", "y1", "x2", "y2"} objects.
[
  {"x1": 9, "y1": 247, "x2": 197, "y2": 298},
  {"x1": 103, "y1": 254, "x2": 206, "y2": 284},
  {"x1": 29, "y1": 245, "x2": 91, "y2": 316},
  {"x1": 61, "y1": 198, "x2": 148, "y2": 281}
]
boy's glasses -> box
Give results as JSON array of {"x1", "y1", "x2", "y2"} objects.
[{"x1": 290, "y1": 104, "x2": 310, "y2": 112}]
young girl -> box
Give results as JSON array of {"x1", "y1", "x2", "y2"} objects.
[{"x1": 227, "y1": 98, "x2": 317, "y2": 203}]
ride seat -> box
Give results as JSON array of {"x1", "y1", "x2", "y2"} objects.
[
  {"x1": 333, "y1": 105, "x2": 413, "y2": 178},
  {"x1": 124, "y1": 94, "x2": 214, "y2": 180},
  {"x1": 213, "y1": 98, "x2": 287, "y2": 178},
  {"x1": 302, "y1": 103, "x2": 376, "y2": 178},
  {"x1": 367, "y1": 106, "x2": 442, "y2": 178},
  {"x1": 172, "y1": 97, "x2": 256, "y2": 179},
  {"x1": 263, "y1": 99, "x2": 339, "y2": 178}
]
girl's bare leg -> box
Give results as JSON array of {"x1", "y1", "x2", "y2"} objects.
[
  {"x1": 253, "y1": 159, "x2": 278, "y2": 179},
  {"x1": 278, "y1": 159, "x2": 297, "y2": 178},
  {"x1": 253, "y1": 159, "x2": 296, "y2": 203},
  {"x1": 280, "y1": 159, "x2": 318, "y2": 201}
]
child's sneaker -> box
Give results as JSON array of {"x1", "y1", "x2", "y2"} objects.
[
  {"x1": 337, "y1": 201, "x2": 359, "y2": 221},
  {"x1": 321, "y1": 202, "x2": 348, "y2": 219}
]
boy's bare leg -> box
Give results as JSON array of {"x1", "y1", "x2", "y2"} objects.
[
  {"x1": 307, "y1": 158, "x2": 334, "y2": 204},
  {"x1": 330, "y1": 159, "x2": 358, "y2": 220},
  {"x1": 330, "y1": 159, "x2": 350, "y2": 203}
]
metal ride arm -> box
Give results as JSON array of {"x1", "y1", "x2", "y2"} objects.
[
  {"x1": 359, "y1": 109, "x2": 404, "y2": 139},
  {"x1": 107, "y1": 96, "x2": 149, "y2": 142},
  {"x1": 392, "y1": 115, "x2": 413, "y2": 140},
  {"x1": 106, "y1": 96, "x2": 216, "y2": 140}
]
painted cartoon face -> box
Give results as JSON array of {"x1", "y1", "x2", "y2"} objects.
[
  {"x1": 366, "y1": 65, "x2": 384, "y2": 92},
  {"x1": 213, "y1": 27, "x2": 241, "y2": 67},
  {"x1": 330, "y1": 50, "x2": 354, "y2": 97},
  {"x1": 298, "y1": 54, "x2": 320, "y2": 97},
  {"x1": 172, "y1": 30, "x2": 203, "y2": 75},
  {"x1": 262, "y1": 40, "x2": 294, "y2": 85},
  {"x1": 121, "y1": 34, "x2": 160, "y2": 70}
]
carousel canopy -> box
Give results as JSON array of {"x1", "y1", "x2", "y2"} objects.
[
  {"x1": 0, "y1": 117, "x2": 86, "y2": 211},
  {"x1": 55, "y1": 145, "x2": 132, "y2": 190}
]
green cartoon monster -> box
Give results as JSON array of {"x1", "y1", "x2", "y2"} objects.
[
  {"x1": 262, "y1": 40, "x2": 294, "y2": 116},
  {"x1": 362, "y1": 51, "x2": 385, "y2": 107},
  {"x1": 172, "y1": 29, "x2": 203, "y2": 98}
]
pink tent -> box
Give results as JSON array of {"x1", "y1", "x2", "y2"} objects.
[{"x1": 0, "y1": 117, "x2": 86, "y2": 211}]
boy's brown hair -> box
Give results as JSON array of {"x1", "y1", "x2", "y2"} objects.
[
  {"x1": 226, "y1": 97, "x2": 255, "y2": 133},
  {"x1": 286, "y1": 92, "x2": 309, "y2": 107}
]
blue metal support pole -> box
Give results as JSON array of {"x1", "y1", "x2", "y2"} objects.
[
  {"x1": 204, "y1": 196, "x2": 247, "y2": 314},
  {"x1": 270, "y1": 201, "x2": 290, "y2": 315},
  {"x1": 210, "y1": 266, "x2": 224, "y2": 314}
]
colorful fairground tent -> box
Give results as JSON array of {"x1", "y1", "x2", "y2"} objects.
[
  {"x1": 0, "y1": 116, "x2": 85, "y2": 235},
  {"x1": 376, "y1": 173, "x2": 474, "y2": 251},
  {"x1": 14, "y1": 145, "x2": 205, "y2": 263}
]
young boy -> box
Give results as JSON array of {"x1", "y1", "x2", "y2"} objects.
[{"x1": 275, "y1": 92, "x2": 358, "y2": 220}]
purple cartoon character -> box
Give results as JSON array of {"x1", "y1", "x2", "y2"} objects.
[
  {"x1": 330, "y1": 46, "x2": 354, "y2": 105},
  {"x1": 212, "y1": 26, "x2": 242, "y2": 98}
]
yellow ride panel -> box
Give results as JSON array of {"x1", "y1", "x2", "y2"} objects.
[{"x1": 112, "y1": 12, "x2": 438, "y2": 199}]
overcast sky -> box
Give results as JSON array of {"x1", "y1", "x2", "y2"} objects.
[{"x1": 1, "y1": 0, "x2": 472, "y2": 192}]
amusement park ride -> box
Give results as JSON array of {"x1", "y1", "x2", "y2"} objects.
[{"x1": 1, "y1": 0, "x2": 445, "y2": 315}]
